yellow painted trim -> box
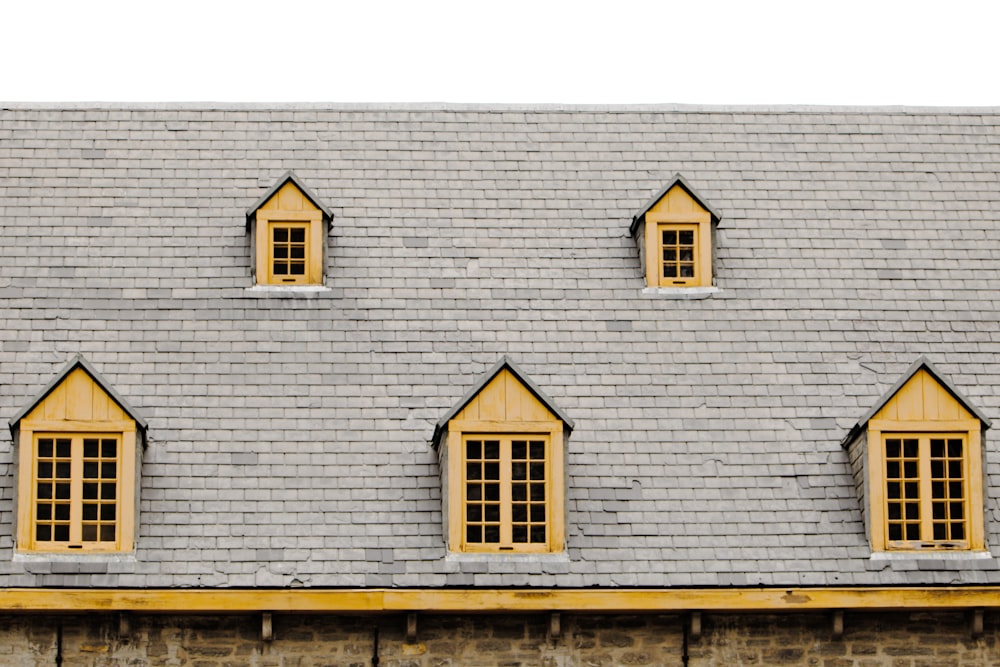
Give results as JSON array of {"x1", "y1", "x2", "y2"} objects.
[
  {"x1": 448, "y1": 420, "x2": 561, "y2": 434},
  {"x1": 17, "y1": 428, "x2": 137, "y2": 553},
  {"x1": 869, "y1": 419, "x2": 979, "y2": 433},
  {"x1": 18, "y1": 420, "x2": 137, "y2": 433},
  {"x1": 2, "y1": 587, "x2": 1000, "y2": 613}
]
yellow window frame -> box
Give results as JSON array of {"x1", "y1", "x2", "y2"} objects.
[
  {"x1": 17, "y1": 426, "x2": 137, "y2": 553},
  {"x1": 461, "y1": 433, "x2": 551, "y2": 552},
  {"x1": 867, "y1": 420, "x2": 984, "y2": 551},
  {"x1": 446, "y1": 420, "x2": 565, "y2": 554},
  {"x1": 255, "y1": 209, "x2": 323, "y2": 286},
  {"x1": 645, "y1": 212, "x2": 712, "y2": 288}
]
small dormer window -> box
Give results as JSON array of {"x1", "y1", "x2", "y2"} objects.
[
  {"x1": 631, "y1": 174, "x2": 720, "y2": 289},
  {"x1": 246, "y1": 172, "x2": 333, "y2": 286}
]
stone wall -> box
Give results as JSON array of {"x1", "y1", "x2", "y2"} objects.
[{"x1": 0, "y1": 611, "x2": 995, "y2": 666}]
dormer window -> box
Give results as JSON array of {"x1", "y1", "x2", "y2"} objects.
[
  {"x1": 432, "y1": 357, "x2": 573, "y2": 554},
  {"x1": 843, "y1": 358, "x2": 989, "y2": 552},
  {"x1": 9, "y1": 356, "x2": 147, "y2": 553},
  {"x1": 631, "y1": 174, "x2": 720, "y2": 289},
  {"x1": 246, "y1": 172, "x2": 333, "y2": 286}
]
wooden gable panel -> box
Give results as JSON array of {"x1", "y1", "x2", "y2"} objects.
[
  {"x1": 647, "y1": 184, "x2": 710, "y2": 217},
  {"x1": 259, "y1": 182, "x2": 320, "y2": 213},
  {"x1": 453, "y1": 369, "x2": 556, "y2": 423},
  {"x1": 25, "y1": 368, "x2": 128, "y2": 424},
  {"x1": 873, "y1": 369, "x2": 973, "y2": 422}
]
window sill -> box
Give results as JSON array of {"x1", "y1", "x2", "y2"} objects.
[
  {"x1": 870, "y1": 550, "x2": 993, "y2": 562},
  {"x1": 445, "y1": 551, "x2": 570, "y2": 564},
  {"x1": 642, "y1": 286, "x2": 719, "y2": 300},
  {"x1": 245, "y1": 284, "x2": 331, "y2": 297},
  {"x1": 14, "y1": 551, "x2": 136, "y2": 563}
]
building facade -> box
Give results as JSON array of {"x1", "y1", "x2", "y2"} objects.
[{"x1": 1, "y1": 104, "x2": 1000, "y2": 665}]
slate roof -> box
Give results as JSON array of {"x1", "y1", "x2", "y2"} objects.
[{"x1": 2, "y1": 104, "x2": 1000, "y2": 589}]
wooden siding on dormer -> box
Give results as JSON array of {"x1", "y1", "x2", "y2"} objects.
[
  {"x1": 452, "y1": 369, "x2": 556, "y2": 424},
  {"x1": 259, "y1": 181, "x2": 320, "y2": 214},
  {"x1": 22, "y1": 368, "x2": 130, "y2": 427},
  {"x1": 646, "y1": 184, "x2": 711, "y2": 218},
  {"x1": 871, "y1": 369, "x2": 973, "y2": 423}
]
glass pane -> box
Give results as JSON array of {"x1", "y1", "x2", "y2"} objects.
[
  {"x1": 512, "y1": 462, "x2": 526, "y2": 481},
  {"x1": 483, "y1": 441, "x2": 500, "y2": 459},
  {"x1": 54, "y1": 525, "x2": 70, "y2": 542},
  {"x1": 37, "y1": 462, "x2": 52, "y2": 478},
  {"x1": 662, "y1": 230, "x2": 676, "y2": 244},
  {"x1": 512, "y1": 483, "x2": 526, "y2": 501},
  {"x1": 101, "y1": 462, "x2": 116, "y2": 479},
  {"x1": 100, "y1": 525, "x2": 115, "y2": 542},
  {"x1": 82, "y1": 524, "x2": 97, "y2": 541},
  {"x1": 84, "y1": 439, "x2": 99, "y2": 457},
  {"x1": 679, "y1": 230, "x2": 694, "y2": 244},
  {"x1": 484, "y1": 525, "x2": 500, "y2": 543},
  {"x1": 484, "y1": 504, "x2": 500, "y2": 522},
  {"x1": 512, "y1": 441, "x2": 526, "y2": 459},
  {"x1": 55, "y1": 504, "x2": 70, "y2": 521},
  {"x1": 484, "y1": 463, "x2": 499, "y2": 481},
  {"x1": 101, "y1": 483, "x2": 116, "y2": 500},
  {"x1": 273, "y1": 228, "x2": 288, "y2": 242},
  {"x1": 530, "y1": 441, "x2": 545, "y2": 459},
  {"x1": 466, "y1": 525, "x2": 481, "y2": 543},
  {"x1": 466, "y1": 505, "x2": 482, "y2": 522},
  {"x1": 38, "y1": 439, "x2": 53, "y2": 457},
  {"x1": 512, "y1": 525, "x2": 527, "y2": 543},
  {"x1": 83, "y1": 462, "x2": 99, "y2": 479},
  {"x1": 37, "y1": 483, "x2": 52, "y2": 500},
  {"x1": 36, "y1": 525, "x2": 51, "y2": 541},
  {"x1": 466, "y1": 463, "x2": 481, "y2": 481},
  {"x1": 56, "y1": 439, "x2": 71, "y2": 457},
  {"x1": 36, "y1": 505, "x2": 51, "y2": 520},
  {"x1": 530, "y1": 526, "x2": 546, "y2": 543},
  {"x1": 291, "y1": 228, "x2": 306, "y2": 243},
  {"x1": 885, "y1": 439, "x2": 900, "y2": 457},
  {"x1": 55, "y1": 483, "x2": 70, "y2": 500},
  {"x1": 101, "y1": 504, "x2": 116, "y2": 521},
  {"x1": 485, "y1": 484, "x2": 499, "y2": 501},
  {"x1": 530, "y1": 484, "x2": 545, "y2": 501},
  {"x1": 466, "y1": 483, "x2": 481, "y2": 501},
  {"x1": 291, "y1": 246, "x2": 305, "y2": 259},
  {"x1": 83, "y1": 504, "x2": 97, "y2": 520},
  {"x1": 466, "y1": 440, "x2": 481, "y2": 458},
  {"x1": 102, "y1": 439, "x2": 117, "y2": 457}
]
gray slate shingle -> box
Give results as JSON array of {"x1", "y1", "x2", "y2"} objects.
[{"x1": 1, "y1": 104, "x2": 1000, "y2": 588}]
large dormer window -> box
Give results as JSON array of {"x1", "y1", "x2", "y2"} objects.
[
  {"x1": 9, "y1": 356, "x2": 146, "y2": 553},
  {"x1": 843, "y1": 358, "x2": 989, "y2": 552},
  {"x1": 432, "y1": 357, "x2": 573, "y2": 554}
]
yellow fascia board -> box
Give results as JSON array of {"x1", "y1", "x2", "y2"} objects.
[{"x1": 3, "y1": 587, "x2": 1000, "y2": 613}]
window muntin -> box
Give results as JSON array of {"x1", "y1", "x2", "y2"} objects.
[
  {"x1": 659, "y1": 223, "x2": 699, "y2": 285},
  {"x1": 462, "y1": 434, "x2": 550, "y2": 552},
  {"x1": 884, "y1": 433, "x2": 968, "y2": 549},
  {"x1": 31, "y1": 433, "x2": 121, "y2": 550}
]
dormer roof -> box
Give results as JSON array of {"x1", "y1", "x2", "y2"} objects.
[
  {"x1": 630, "y1": 173, "x2": 722, "y2": 237},
  {"x1": 245, "y1": 171, "x2": 334, "y2": 230}
]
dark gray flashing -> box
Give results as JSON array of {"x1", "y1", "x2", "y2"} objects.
[
  {"x1": 629, "y1": 173, "x2": 722, "y2": 237},
  {"x1": 431, "y1": 356, "x2": 575, "y2": 446},
  {"x1": 841, "y1": 356, "x2": 992, "y2": 447},
  {"x1": 245, "y1": 171, "x2": 334, "y2": 231},
  {"x1": 8, "y1": 354, "x2": 148, "y2": 442}
]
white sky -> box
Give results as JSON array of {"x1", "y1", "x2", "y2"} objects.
[{"x1": 3, "y1": 0, "x2": 998, "y2": 106}]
